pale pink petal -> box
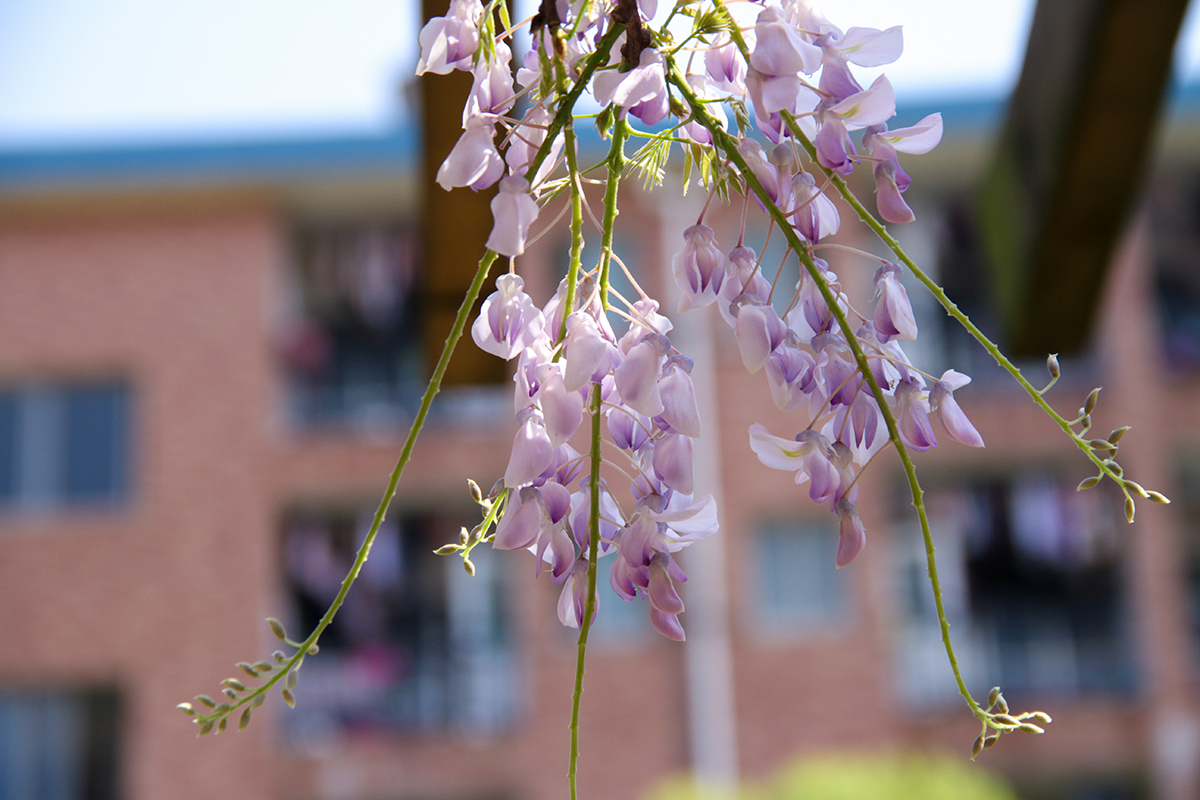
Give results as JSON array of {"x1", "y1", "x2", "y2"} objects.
[
  {"x1": 504, "y1": 412, "x2": 555, "y2": 488},
  {"x1": 486, "y1": 176, "x2": 539, "y2": 256},
  {"x1": 436, "y1": 122, "x2": 503, "y2": 191},
  {"x1": 884, "y1": 113, "x2": 944, "y2": 154},
  {"x1": 537, "y1": 368, "x2": 584, "y2": 447},
  {"x1": 748, "y1": 423, "x2": 807, "y2": 471},
  {"x1": 835, "y1": 499, "x2": 867, "y2": 567},
  {"x1": 658, "y1": 362, "x2": 702, "y2": 437},
  {"x1": 647, "y1": 558, "x2": 685, "y2": 615},
  {"x1": 649, "y1": 607, "x2": 686, "y2": 641},
  {"x1": 836, "y1": 26, "x2": 903, "y2": 67},
  {"x1": 829, "y1": 74, "x2": 895, "y2": 128},
  {"x1": 614, "y1": 338, "x2": 665, "y2": 418},
  {"x1": 653, "y1": 433, "x2": 694, "y2": 495}
]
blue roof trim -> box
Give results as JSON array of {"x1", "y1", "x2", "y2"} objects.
[
  {"x1": 0, "y1": 129, "x2": 419, "y2": 192},
  {"x1": 895, "y1": 94, "x2": 1005, "y2": 137},
  {"x1": 4, "y1": 80, "x2": 1200, "y2": 192}
]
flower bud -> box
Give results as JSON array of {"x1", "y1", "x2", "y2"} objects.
[
  {"x1": 434, "y1": 543, "x2": 462, "y2": 556},
  {"x1": 987, "y1": 687, "x2": 1002, "y2": 707},
  {"x1": 1087, "y1": 439, "x2": 1116, "y2": 451},
  {"x1": 177, "y1": 703, "x2": 196, "y2": 716},
  {"x1": 1046, "y1": 353, "x2": 1060, "y2": 379},
  {"x1": 267, "y1": 618, "x2": 287, "y2": 641},
  {"x1": 1019, "y1": 723, "x2": 1045, "y2": 735},
  {"x1": 1108, "y1": 426, "x2": 1131, "y2": 444},
  {"x1": 1148, "y1": 491, "x2": 1171, "y2": 504},
  {"x1": 971, "y1": 735, "x2": 985, "y2": 760},
  {"x1": 281, "y1": 689, "x2": 296, "y2": 709},
  {"x1": 252, "y1": 661, "x2": 274, "y2": 673},
  {"x1": 199, "y1": 720, "x2": 215, "y2": 737},
  {"x1": 1124, "y1": 496, "x2": 1136, "y2": 523},
  {"x1": 464, "y1": 557, "x2": 477, "y2": 576},
  {"x1": 1077, "y1": 475, "x2": 1102, "y2": 491},
  {"x1": 221, "y1": 688, "x2": 238, "y2": 701},
  {"x1": 994, "y1": 695, "x2": 1009, "y2": 715},
  {"x1": 272, "y1": 651, "x2": 287, "y2": 664},
  {"x1": 307, "y1": 644, "x2": 319, "y2": 655},
  {"x1": 286, "y1": 670, "x2": 299, "y2": 691},
  {"x1": 1030, "y1": 711, "x2": 1053, "y2": 724},
  {"x1": 222, "y1": 679, "x2": 247, "y2": 692},
  {"x1": 1084, "y1": 387, "x2": 1101, "y2": 415},
  {"x1": 992, "y1": 713, "x2": 1020, "y2": 727},
  {"x1": 238, "y1": 708, "x2": 252, "y2": 731},
  {"x1": 237, "y1": 662, "x2": 259, "y2": 678},
  {"x1": 1124, "y1": 480, "x2": 1150, "y2": 498},
  {"x1": 195, "y1": 695, "x2": 216, "y2": 709},
  {"x1": 217, "y1": 716, "x2": 228, "y2": 734},
  {"x1": 468, "y1": 478, "x2": 483, "y2": 503}
]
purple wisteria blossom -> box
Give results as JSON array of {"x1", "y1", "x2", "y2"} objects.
[
  {"x1": 487, "y1": 176, "x2": 540, "y2": 256},
  {"x1": 672, "y1": 224, "x2": 728, "y2": 312},
  {"x1": 472, "y1": 273, "x2": 546, "y2": 360},
  {"x1": 862, "y1": 113, "x2": 944, "y2": 224},
  {"x1": 814, "y1": 75, "x2": 896, "y2": 174},
  {"x1": 931, "y1": 370, "x2": 985, "y2": 448},
  {"x1": 748, "y1": 424, "x2": 840, "y2": 503},
  {"x1": 416, "y1": 0, "x2": 483, "y2": 75},
  {"x1": 594, "y1": 48, "x2": 670, "y2": 126},
  {"x1": 437, "y1": 117, "x2": 504, "y2": 191},
  {"x1": 872, "y1": 262, "x2": 917, "y2": 342}
]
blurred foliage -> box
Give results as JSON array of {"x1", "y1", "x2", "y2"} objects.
[{"x1": 648, "y1": 751, "x2": 1017, "y2": 800}]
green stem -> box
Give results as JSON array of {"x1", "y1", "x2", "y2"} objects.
[
  {"x1": 193, "y1": 249, "x2": 499, "y2": 727},
  {"x1": 526, "y1": 24, "x2": 623, "y2": 187},
  {"x1": 598, "y1": 121, "x2": 630, "y2": 310},
  {"x1": 306, "y1": 249, "x2": 500, "y2": 647},
  {"x1": 193, "y1": 12, "x2": 627, "y2": 735},
  {"x1": 568, "y1": 384, "x2": 605, "y2": 800},
  {"x1": 668, "y1": 44, "x2": 988, "y2": 720},
  {"x1": 786, "y1": 128, "x2": 1129, "y2": 497},
  {"x1": 559, "y1": 110, "x2": 584, "y2": 344}
]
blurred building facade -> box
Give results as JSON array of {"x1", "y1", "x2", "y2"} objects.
[{"x1": 1, "y1": 88, "x2": 1199, "y2": 800}]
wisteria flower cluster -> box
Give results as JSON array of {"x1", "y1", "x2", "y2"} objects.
[
  {"x1": 473, "y1": 272, "x2": 717, "y2": 639},
  {"x1": 183, "y1": 0, "x2": 1169, "y2": 784},
  {"x1": 421, "y1": 0, "x2": 972, "y2": 624}
]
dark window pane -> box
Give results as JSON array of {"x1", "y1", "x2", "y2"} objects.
[
  {"x1": 281, "y1": 509, "x2": 515, "y2": 742},
  {"x1": 286, "y1": 222, "x2": 428, "y2": 427},
  {"x1": 0, "y1": 394, "x2": 17, "y2": 504},
  {"x1": 912, "y1": 472, "x2": 1134, "y2": 698},
  {"x1": 62, "y1": 385, "x2": 128, "y2": 504},
  {"x1": 0, "y1": 688, "x2": 119, "y2": 800},
  {"x1": 756, "y1": 521, "x2": 847, "y2": 632}
]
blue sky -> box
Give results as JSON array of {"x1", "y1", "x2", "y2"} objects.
[{"x1": 0, "y1": 0, "x2": 1196, "y2": 148}]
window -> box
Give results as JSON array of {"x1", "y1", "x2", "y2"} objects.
[
  {"x1": 895, "y1": 471, "x2": 1134, "y2": 704},
  {"x1": 281, "y1": 508, "x2": 516, "y2": 743},
  {"x1": 0, "y1": 688, "x2": 120, "y2": 800},
  {"x1": 753, "y1": 520, "x2": 849, "y2": 635},
  {"x1": 0, "y1": 382, "x2": 129, "y2": 511},
  {"x1": 283, "y1": 221, "x2": 426, "y2": 428}
]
